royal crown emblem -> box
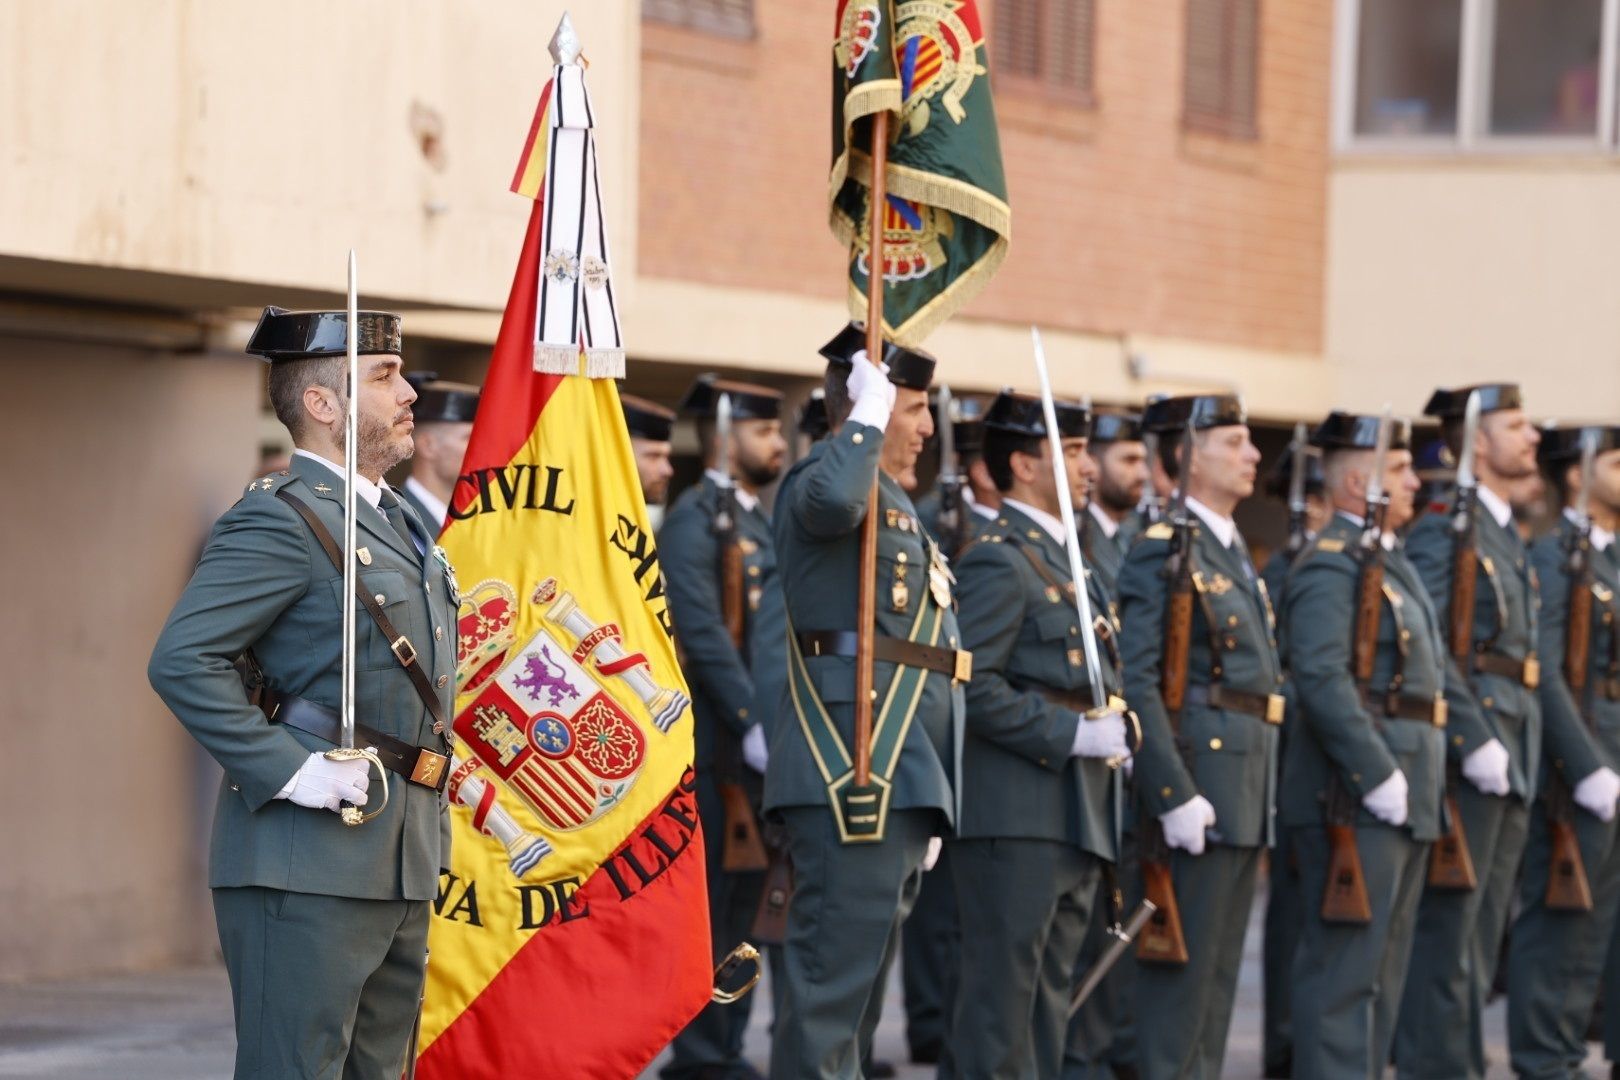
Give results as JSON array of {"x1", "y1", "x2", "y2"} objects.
[{"x1": 835, "y1": 2, "x2": 883, "y2": 78}]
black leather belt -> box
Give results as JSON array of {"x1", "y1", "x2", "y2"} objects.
[
  {"x1": 1039, "y1": 686, "x2": 1102, "y2": 712},
  {"x1": 1365, "y1": 690, "x2": 1448, "y2": 727},
  {"x1": 1185, "y1": 684, "x2": 1285, "y2": 725},
  {"x1": 1473, "y1": 651, "x2": 1540, "y2": 689},
  {"x1": 796, "y1": 631, "x2": 973, "y2": 681},
  {"x1": 261, "y1": 689, "x2": 450, "y2": 793}
]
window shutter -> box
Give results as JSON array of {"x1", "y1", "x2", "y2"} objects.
[
  {"x1": 1184, "y1": 0, "x2": 1259, "y2": 137},
  {"x1": 991, "y1": 0, "x2": 1096, "y2": 101},
  {"x1": 642, "y1": 0, "x2": 755, "y2": 39}
]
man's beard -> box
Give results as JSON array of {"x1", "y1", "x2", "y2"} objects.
[
  {"x1": 1098, "y1": 470, "x2": 1137, "y2": 514},
  {"x1": 338, "y1": 405, "x2": 413, "y2": 476},
  {"x1": 739, "y1": 456, "x2": 782, "y2": 489}
]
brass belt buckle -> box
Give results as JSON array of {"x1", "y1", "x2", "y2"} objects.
[
  {"x1": 1264, "y1": 693, "x2": 1286, "y2": 725},
  {"x1": 1432, "y1": 695, "x2": 1448, "y2": 728},
  {"x1": 1522, "y1": 655, "x2": 1540, "y2": 689},
  {"x1": 391, "y1": 636, "x2": 418, "y2": 667},
  {"x1": 953, "y1": 649, "x2": 973, "y2": 683},
  {"x1": 411, "y1": 748, "x2": 448, "y2": 789}
]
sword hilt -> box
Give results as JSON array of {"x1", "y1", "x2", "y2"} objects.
[{"x1": 325, "y1": 746, "x2": 391, "y2": 827}]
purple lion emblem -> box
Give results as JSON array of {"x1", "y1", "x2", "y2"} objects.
[{"x1": 512, "y1": 645, "x2": 574, "y2": 708}]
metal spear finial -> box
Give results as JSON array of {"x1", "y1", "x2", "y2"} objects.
[{"x1": 549, "y1": 11, "x2": 583, "y2": 65}]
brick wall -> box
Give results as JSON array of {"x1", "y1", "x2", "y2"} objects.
[{"x1": 638, "y1": 0, "x2": 1331, "y2": 355}]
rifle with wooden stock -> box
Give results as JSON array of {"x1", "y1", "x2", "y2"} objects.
[
  {"x1": 934, "y1": 383, "x2": 969, "y2": 558},
  {"x1": 1136, "y1": 423, "x2": 1195, "y2": 966},
  {"x1": 1430, "y1": 390, "x2": 1484, "y2": 891},
  {"x1": 1286, "y1": 422, "x2": 1311, "y2": 559},
  {"x1": 713, "y1": 394, "x2": 770, "y2": 874},
  {"x1": 1545, "y1": 429, "x2": 1601, "y2": 911},
  {"x1": 1322, "y1": 408, "x2": 1394, "y2": 925}
]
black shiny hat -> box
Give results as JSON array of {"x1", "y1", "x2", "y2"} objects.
[
  {"x1": 819, "y1": 322, "x2": 936, "y2": 391},
  {"x1": 1090, "y1": 411, "x2": 1143, "y2": 444},
  {"x1": 403, "y1": 371, "x2": 480, "y2": 424},
  {"x1": 1538, "y1": 424, "x2": 1620, "y2": 465},
  {"x1": 799, "y1": 391, "x2": 830, "y2": 441},
  {"x1": 1264, "y1": 446, "x2": 1325, "y2": 499},
  {"x1": 1140, "y1": 394, "x2": 1247, "y2": 433},
  {"x1": 621, "y1": 394, "x2": 676, "y2": 442},
  {"x1": 1309, "y1": 411, "x2": 1414, "y2": 452},
  {"x1": 1423, "y1": 383, "x2": 1523, "y2": 420},
  {"x1": 679, "y1": 374, "x2": 783, "y2": 421},
  {"x1": 983, "y1": 390, "x2": 1091, "y2": 439},
  {"x1": 933, "y1": 393, "x2": 988, "y2": 456},
  {"x1": 245, "y1": 305, "x2": 402, "y2": 362}
]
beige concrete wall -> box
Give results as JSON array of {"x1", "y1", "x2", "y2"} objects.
[
  {"x1": 0, "y1": 334, "x2": 260, "y2": 980},
  {"x1": 1325, "y1": 159, "x2": 1620, "y2": 419},
  {"x1": 0, "y1": 0, "x2": 639, "y2": 313}
]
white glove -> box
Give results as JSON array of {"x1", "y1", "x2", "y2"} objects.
[
  {"x1": 1160, "y1": 795, "x2": 1217, "y2": 856},
  {"x1": 922, "y1": 836, "x2": 943, "y2": 872},
  {"x1": 1461, "y1": 738, "x2": 1512, "y2": 797},
  {"x1": 1071, "y1": 710, "x2": 1129, "y2": 761},
  {"x1": 1574, "y1": 766, "x2": 1620, "y2": 823},
  {"x1": 276, "y1": 752, "x2": 371, "y2": 813},
  {"x1": 1362, "y1": 769, "x2": 1410, "y2": 827},
  {"x1": 845, "y1": 350, "x2": 896, "y2": 431},
  {"x1": 741, "y1": 723, "x2": 768, "y2": 774}
]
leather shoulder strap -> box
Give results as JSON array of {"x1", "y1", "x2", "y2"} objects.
[{"x1": 276, "y1": 489, "x2": 448, "y2": 729}]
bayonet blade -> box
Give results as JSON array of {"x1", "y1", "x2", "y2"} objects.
[
  {"x1": 1577, "y1": 427, "x2": 1599, "y2": 533},
  {"x1": 1455, "y1": 390, "x2": 1482, "y2": 493},
  {"x1": 937, "y1": 383, "x2": 957, "y2": 482},
  {"x1": 1287, "y1": 421, "x2": 1308, "y2": 519}
]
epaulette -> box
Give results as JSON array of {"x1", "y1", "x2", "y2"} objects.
[
  {"x1": 1314, "y1": 538, "x2": 1346, "y2": 554},
  {"x1": 243, "y1": 469, "x2": 292, "y2": 496},
  {"x1": 1143, "y1": 522, "x2": 1174, "y2": 541}
]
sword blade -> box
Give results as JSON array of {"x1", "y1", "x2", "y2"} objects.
[{"x1": 342, "y1": 249, "x2": 359, "y2": 751}]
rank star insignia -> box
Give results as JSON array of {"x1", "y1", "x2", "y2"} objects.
[{"x1": 314, "y1": 483, "x2": 333, "y2": 494}]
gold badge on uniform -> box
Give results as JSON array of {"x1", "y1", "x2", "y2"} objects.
[
  {"x1": 891, "y1": 564, "x2": 910, "y2": 612},
  {"x1": 356, "y1": 546, "x2": 373, "y2": 566},
  {"x1": 748, "y1": 586, "x2": 763, "y2": 612},
  {"x1": 927, "y1": 541, "x2": 955, "y2": 608},
  {"x1": 1205, "y1": 573, "x2": 1235, "y2": 596}
]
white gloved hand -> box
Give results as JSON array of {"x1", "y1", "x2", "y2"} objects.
[
  {"x1": 1362, "y1": 769, "x2": 1410, "y2": 827},
  {"x1": 845, "y1": 350, "x2": 896, "y2": 431},
  {"x1": 1071, "y1": 710, "x2": 1129, "y2": 761},
  {"x1": 922, "y1": 836, "x2": 943, "y2": 872},
  {"x1": 1574, "y1": 766, "x2": 1620, "y2": 823},
  {"x1": 741, "y1": 723, "x2": 769, "y2": 774},
  {"x1": 277, "y1": 752, "x2": 371, "y2": 813},
  {"x1": 1160, "y1": 795, "x2": 1217, "y2": 856},
  {"x1": 1461, "y1": 738, "x2": 1512, "y2": 797}
]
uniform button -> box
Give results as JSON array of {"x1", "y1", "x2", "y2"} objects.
[
  {"x1": 1454, "y1": 735, "x2": 1465, "y2": 746},
  {"x1": 1400, "y1": 630, "x2": 1411, "y2": 641},
  {"x1": 1070, "y1": 625, "x2": 1079, "y2": 636},
  {"x1": 949, "y1": 636, "x2": 957, "y2": 647},
  {"x1": 1225, "y1": 636, "x2": 1237, "y2": 649},
  {"x1": 435, "y1": 626, "x2": 444, "y2": 641},
  {"x1": 748, "y1": 566, "x2": 761, "y2": 578},
  {"x1": 1227, "y1": 615, "x2": 1239, "y2": 627},
  {"x1": 374, "y1": 593, "x2": 387, "y2": 605},
  {"x1": 739, "y1": 707, "x2": 749, "y2": 719},
  {"x1": 1351, "y1": 772, "x2": 1361, "y2": 783},
  {"x1": 1482, "y1": 696, "x2": 1494, "y2": 708},
  {"x1": 852, "y1": 432, "x2": 864, "y2": 445},
  {"x1": 897, "y1": 552, "x2": 908, "y2": 563},
  {"x1": 1039, "y1": 757, "x2": 1049, "y2": 766},
  {"x1": 432, "y1": 721, "x2": 446, "y2": 735},
  {"x1": 870, "y1": 690, "x2": 878, "y2": 702},
  {"x1": 1161, "y1": 786, "x2": 1174, "y2": 798},
  {"x1": 1209, "y1": 738, "x2": 1222, "y2": 750},
  {"x1": 437, "y1": 675, "x2": 450, "y2": 688}
]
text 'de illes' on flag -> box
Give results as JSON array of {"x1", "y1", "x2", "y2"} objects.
[
  {"x1": 830, "y1": 0, "x2": 1011, "y2": 346},
  {"x1": 417, "y1": 19, "x2": 711, "y2": 1080}
]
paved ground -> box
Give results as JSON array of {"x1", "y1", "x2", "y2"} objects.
[{"x1": 0, "y1": 890, "x2": 1606, "y2": 1079}]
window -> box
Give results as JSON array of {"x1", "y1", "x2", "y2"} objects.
[
  {"x1": 1337, "y1": 0, "x2": 1620, "y2": 150},
  {"x1": 642, "y1": 0, "x2": 754, "y2": 39},
  {"x1": 1184, "y1": 0, "x2": 1261, "y2": 138},
  {"x1": 992, "y1": 0, "x2": 1097, "y2": 102}
]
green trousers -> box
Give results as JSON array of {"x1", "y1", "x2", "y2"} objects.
[
  {"x1": 1262, "y1": 826, "x2": 1304, "y2": 1076},
  {"x1": 212, "y1": 886, "x2": 427, "y2": 1080},
  {"x1": 1062, "y1": 834, "x2": 1139, "y2": 1080},
  {"x1": 1290, "y1": 826, "x2": 1430, "y2": 1080},
  {"x1": 1134, "y1": 844, "x2": 1263, "y2": 1080},
  {"x1": 900, "y1": 843, "x2": 957, "y2": 1061},
  {"x1": 768, "y1": 806, "x2": 934, "y2": 1080},
  {"x1": 1394, "y1": 785, "x2": 1528, "y2": 1080},
  {"x1": 1507, "y1": 796, "x2": 1620, "y2": 1079},
  {"x1": 945, "y1": 837, "x2": 1101, "y2": 1080}
]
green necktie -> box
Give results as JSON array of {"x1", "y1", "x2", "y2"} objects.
[{"x1": 378, "y1": 490, "x2": 418, "y2": 554}]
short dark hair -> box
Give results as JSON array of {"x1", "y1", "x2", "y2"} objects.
[
  {"x1": 823, "y1": 366, "x2": 853, "y2": 429},
  {"x1": 267, "y1": 355, "x2": 345, "y2": 441},
  {"x1": 1156, "y1": 429, "x2": 1208, "y2": 483},
  {"x1": 984, "y1": 429, "x2": 1044, "y2": 492}
]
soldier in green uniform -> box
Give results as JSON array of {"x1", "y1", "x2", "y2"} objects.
[
  {"x1": 624, "y1": 394, "x2": 678, "y2": 529},
  {"x1": 660, "y1": 375, "x2": 789, "y2": 1080},
  {"x1": 765, "y1": 323, "x2": 967, "y2": 1080},
  {"x1": 1506, "y1": 425, "x2": 1620, "y2": 1079},
  {"x1": 1065, "y1": 408, "x2": 1146, "y2": 1080},
  {"x1": 1118, "y1": 393, "x2": 1282, "y2": 1080},
  {"x1": 398, "y1": 373, "x2": 479, "y2": 537},
  {"x1": 1280, "y1": 412, "x2": 1448, "y2": 1080},
  {"x1": 1259, "y1": 440, "x2": 1327, "y2": 1080},
  {"x1": 148, "y1": 306, "x2": 456, "y2": 1080},
  {"x1": 1395, "y1": 383, "x2": 1543, "y2": 1080},
  {"x1": 899, "y1": 393, "x2": 988, "y2": 1068},
  {"x1": 948, "y1": 390, "x2": 1130, "y2": 1078}
]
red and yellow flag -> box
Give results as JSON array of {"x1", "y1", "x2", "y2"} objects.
[{"x1": 417, "y1": 49, "x2": 711, "y2": 1080}]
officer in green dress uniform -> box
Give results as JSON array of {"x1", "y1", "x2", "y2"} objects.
[
  {"x1": 148, "y1": 306, "x2": 456, "y2": 1080},
  {"x1": 660, "y1": 376, "x2": 789, "y2": 1080},
  {"x1": 1506, "y1": 425, "x2": 1620, "y2": 1078},
  {"x1": 1065, "y1": 408, "x2": 1146, "y2": 1080},
  {"x1": 398, "y1": 373, "x2": 479, "y2": 537},
  {"x1": 624, "y1": 394, "x2": 678, "y2": 529},
  {"x1": 1280, "y1": 412, "x2": 1448, "y2": 1080},
  {"x1": 765, "y1": 323, "x2": 967, "y2": 1080},
  {"x1": 947, "y1": 390, "x2": 1131, "y2": 1079},
  {"x1": 1395, "y1": 383, "x2": 1544, "y2": 1079},
  {"x1": 1118, "y1": 393, "x2": 1283, "y2": 1080},
  {"x1": 1259, "y1": 440, "x2": 1327, "y2": 1080}
]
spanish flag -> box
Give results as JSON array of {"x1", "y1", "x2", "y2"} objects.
[{"x1": 417, "y1": 29, "x2": 711, "y2": 1078}]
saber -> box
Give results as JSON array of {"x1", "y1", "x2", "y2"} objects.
[
  {"x1": 1031, "y1": 327, "x2": 1127, "y2": 758},
  {"x1": 935, "y1": 383, "x2": 963, "y2": 551},
  {"x1": 1069, "y1": 900, "x2": 1158, "y2": 1016},
  {"x1": 324, "y1": 249, "x2": 389, "y2": 827}
]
